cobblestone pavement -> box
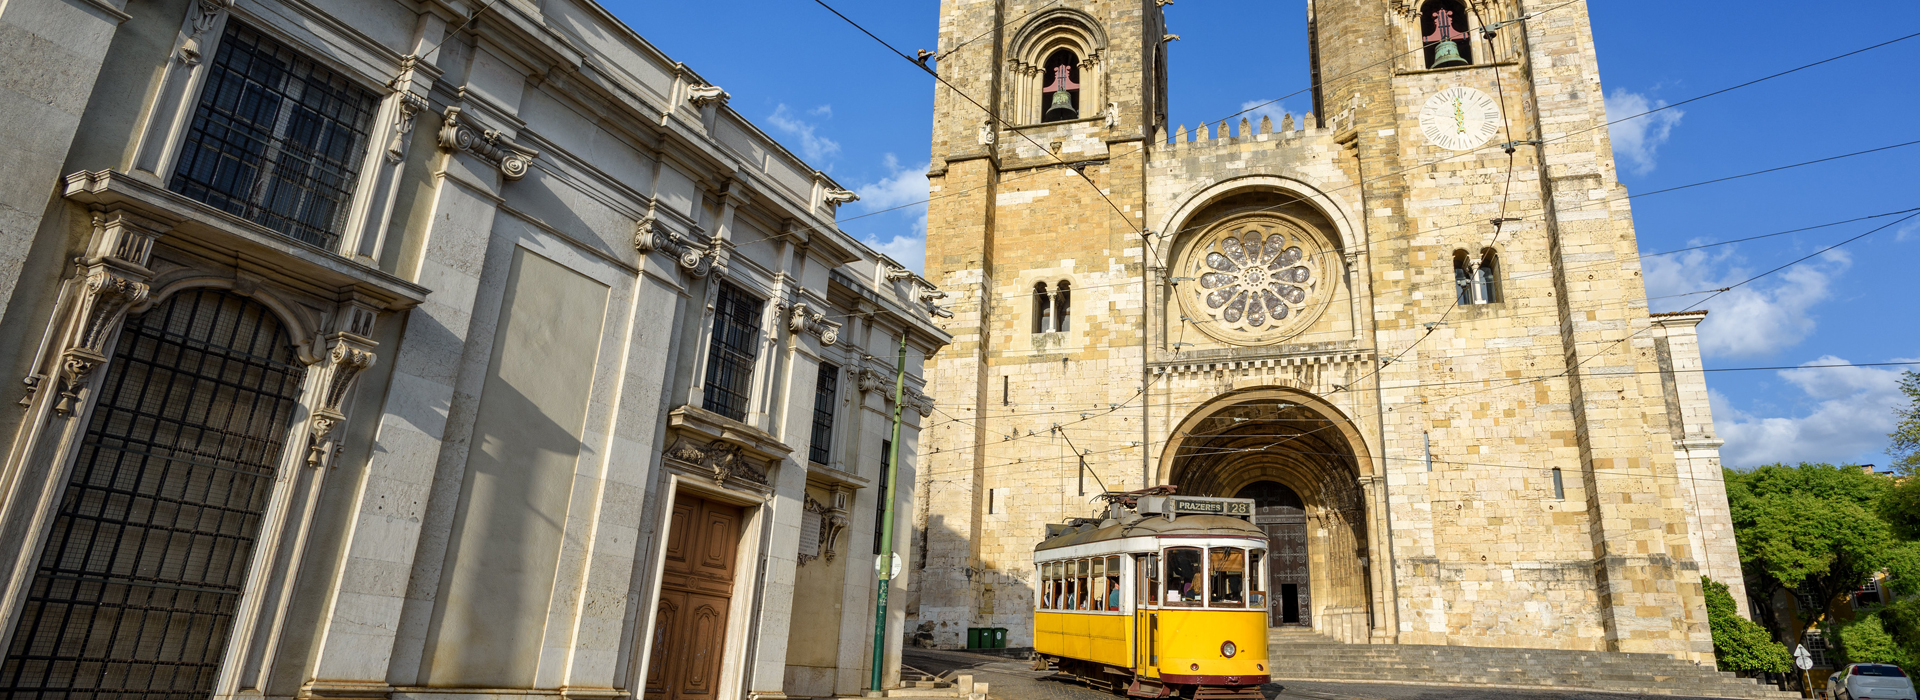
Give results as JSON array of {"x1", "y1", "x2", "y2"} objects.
[{"x1": 899, "y1": 649, "x2": 1768, "y2": 700}]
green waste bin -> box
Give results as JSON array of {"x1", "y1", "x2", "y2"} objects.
[
  {"x1": 966, "y1": 628, "x2": 983, "y2": 649},
  {"x1": 991, "y1": 628, "x2": 1007, "y2": 648}
]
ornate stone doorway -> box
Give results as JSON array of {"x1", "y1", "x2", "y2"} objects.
[
  {"x1": 1235, "y1": 481, "x2": 1309, "y2": 627},
  {"x1": 1159, "y1": 388, "x2": 1380, "y2": 639}
]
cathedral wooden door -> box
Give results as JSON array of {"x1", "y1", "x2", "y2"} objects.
[
  {"x1": 646, "y1": 493, "x2": 743, "y2": 700},
  {"x1": 1236, "y1": 481, "x2": 1310, "y2": 627}
]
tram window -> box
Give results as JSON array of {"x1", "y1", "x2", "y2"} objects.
[
  {"x1": 1041, "y1": 562, "x2": 1055, "y2": 609},
  {"x1": 1249, "y1": 549, "x2": 1268, "y2": 608},
  {"x1": 1209, "y1": 547, "x2": 1246, "y2": 608},
  {"x1": 1098, "y1": 556, "x2": 1113, "y2": 609},
  {"x1": 1077, "y1": 559, "x2": 1091, "y2": 610},
  {"x1": 1165, "y1": 547, "x2": 1203, "y2": 605},
  {"x1": 1106, "y1": 555, "x2": 1122, "y2": 610},
  {"x1": 1146, "y1": 553, "x2": 1161, "y2": 605}
]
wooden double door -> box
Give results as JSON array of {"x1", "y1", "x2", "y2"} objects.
[
  {"x1": 1235, "y1": 481, "x2": 1310, "y2": 627},
  {"x1": 646, "y1": 494, "x2": 745, "y2": 700}
]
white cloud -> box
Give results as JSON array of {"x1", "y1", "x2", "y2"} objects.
[
  {"x1": 1714, "y1": 356, "x2": 1914, "y2": 468},
  {"x1": 808, "y1": 105, "x2": 833, "y2": 118},
  {"x1": 1604, "y1": 88, "x2": 1683, "y2": 176},
  {"x1": 767, "y1": 104, "x2": 841, "y2": 162},
  {"x1": 1235, "y1": 99, "x2": 1298, "y2": 132},
  {"x1": 1898, "y1": 218, "x2": 1919, "y2": 242},
  {"x1": 862, "y1": 234, "x2": 927, "y2": 275},
  {"x1": 848, "y1": 154, "x2": 931, "y2": 274},
  {"x1": 1643, "y1": 246, "x2": 1849, "y2": 358}
]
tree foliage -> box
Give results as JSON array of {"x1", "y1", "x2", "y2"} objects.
[
  {"x1": 1725, "y1": 463, "x2": 1920, "y2": 629},
  {"x1": 1704, "y1": 576, "x2": 1793, "y2": 673},
  {"x1": 1833, "y1": 612, "x2": 1910, "y2": 667},
  {"x1": 1893, "y1": 371, "x2": 1920, "y2": 476}
]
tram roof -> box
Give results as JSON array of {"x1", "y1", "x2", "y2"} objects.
[{"x1": 1034, "y1": 514, "x2": 1264, "y2": 553}]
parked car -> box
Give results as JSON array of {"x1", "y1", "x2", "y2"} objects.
[{"x1": 1832, "y1": 664, "x2": 1918, "y2": 700}]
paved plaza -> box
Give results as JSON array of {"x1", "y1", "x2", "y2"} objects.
[{"x1": 900, "y1": 649, "x2": 1769, "y2": 700}]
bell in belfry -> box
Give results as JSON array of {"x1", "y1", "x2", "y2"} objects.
[
  {"x1": 1430, "y1": 39, "x2": 1468, "y2": 68},
  {"x1": 1423, "y1": 6, "x2": 1470, "y2": 68},
  {"x1": 1042, "y1": 64, "x2": 1081, "y2": 121}
]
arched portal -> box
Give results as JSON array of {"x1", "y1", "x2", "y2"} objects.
[{"x1": 1160, "y1": 388, "x2": 1376, "y2": 637}]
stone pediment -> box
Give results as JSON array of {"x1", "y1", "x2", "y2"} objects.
[{"x1": 664, "y1": 405, "x2": 792, "y2": 490}]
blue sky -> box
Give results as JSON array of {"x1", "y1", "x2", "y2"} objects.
[{"x1": 610, "y1": 1, "x2": 1919, "y2": 470}]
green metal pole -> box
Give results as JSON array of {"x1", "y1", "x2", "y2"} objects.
[{"x1": 870, "y1": 331, "x2": 908, "y2": 693}]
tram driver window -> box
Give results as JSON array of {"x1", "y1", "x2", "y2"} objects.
[
  {"x1": 1249, "y1": 549, "x2": 1268, "y2": 608},
  {"x1": 1040, "y1": 562, "x2": 1055, "y2": 609},
  {"x1": 1106, "y1": 555, "x2": 1122, "y2": 610},
  {"x1": 1145, "y1": 553, "x2": 1160, "y2": 605},
  {"x1": 1210, "y1": 547, "x2": 1246, "y2": 608},
  {"x1": 1165, "y1": 547, "x2": 1203, "y2": 605}
]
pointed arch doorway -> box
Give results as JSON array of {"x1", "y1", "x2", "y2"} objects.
[{"x1": 1235, "y1": 481, "x2": 1309, "y2": 626}]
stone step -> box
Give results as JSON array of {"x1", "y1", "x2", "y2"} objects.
[{"x1": 1267, "y1": 635, "x2": 1796, "y2": 699}]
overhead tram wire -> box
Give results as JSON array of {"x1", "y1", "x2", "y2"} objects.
[
  {"x1": 907, "y1": 136, "x2": 1920, "y2": 318},
  {"x1": 1408, "y1": 209, "x2": 1920, "y2": 409},
  {"x1": 755, "y1": 0, "x2": 1588, "y2": 256},
  {"x1": 807, "y1": 0, "x2": 1157, "y2": 262},
  {"x1": 771, "y1": 16, "x2": 1915, "y2": 274}
]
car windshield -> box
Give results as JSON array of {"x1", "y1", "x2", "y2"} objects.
[{"x1": 1856, "y1": 665, "x2": 1907, "y2": 677}]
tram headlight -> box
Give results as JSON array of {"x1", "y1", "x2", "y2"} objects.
[{"x1": 1221, "y1": 640, "x2": 1237, "y2": 658}]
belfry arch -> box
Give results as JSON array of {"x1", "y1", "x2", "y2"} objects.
[{"x1": 1158, "y1": 387, "x2": 1388, "y2": 642}]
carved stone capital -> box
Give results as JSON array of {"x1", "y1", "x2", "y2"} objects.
[
  {"x1": 177, "y1": 0, "x2": 230, "y2": 65},
  {"x1": 902, "y1": 387, "x2": 936, "y2": 418},
  {"x1": 438, "y1": 106, "x2": 539, "y2": 181},
  {"x1": 786, "y1": 299, "x2": 841, "y2": 347}
]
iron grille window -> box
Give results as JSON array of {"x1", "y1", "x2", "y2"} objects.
[
  {"x1": 702, "y1": 283, "x2": 763, "y2": 422},
  {"x1": 0, "y1": 290, "x2": 305, "y2": 700},
  {"x1": 170, "y1": 22, "x2": 378, "y2": 250},
  {"x1": 809, "y1": 364, "x2": 839, "y2": 465}
]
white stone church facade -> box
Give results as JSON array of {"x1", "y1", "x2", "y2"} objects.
[{"x1": 907, "y1": 0, "x2": 1746, "y2": 663}]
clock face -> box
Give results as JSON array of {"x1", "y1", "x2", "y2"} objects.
[{"x1": 1419, "y1": 86, "x2": 1502, "y2": 151}]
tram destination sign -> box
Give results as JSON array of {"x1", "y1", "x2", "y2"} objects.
[{"x1": 1170, "y1": 497, "x2": 1253, "y2": 516}]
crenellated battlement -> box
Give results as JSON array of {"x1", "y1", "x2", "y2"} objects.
[{"x1": 1159, "y1": 111, "x2": 1342, "y2": 151}]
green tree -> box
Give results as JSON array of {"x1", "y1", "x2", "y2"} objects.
[
  {"x1": 1893, "y1": 371, "x2": 1920, "y2": 476},
  {"x1": 1832, "y1": 612, "x2": 1910, "y2": 667},
  {"x1": 1725, "y1": 464, "x2": 1920, "y2": 632},
  {"x1": 1704, "y1": 576, "x2": 1793, "y2": 673}
]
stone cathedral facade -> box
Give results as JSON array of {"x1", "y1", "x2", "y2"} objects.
[{"x1": 907, "y1": 0, "x2": 1747, "y2": 661}]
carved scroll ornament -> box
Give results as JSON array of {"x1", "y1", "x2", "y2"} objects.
[
  {"x1": 304, "y1": 338, "x2": 376, "y2": 469},
  {"x1": 687, "y1": 84, "x2": 728, "y2": 107},
  {"x1": 438, "y1": 106, "x2": 539, "y2": 181},
  {"x1": 53, "y1": 270, "x2": 151, "y2": 415},
  {"x1": 633, "y1": 215, "x2": 718, "y2": 277},
  {"x1": 786, "y1": 299, "x2": 841, "y2": 347}
]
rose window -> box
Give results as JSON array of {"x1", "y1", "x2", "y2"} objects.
[{"x1": 1179, "y1": 217, "x2": 1332, "y2": 345}]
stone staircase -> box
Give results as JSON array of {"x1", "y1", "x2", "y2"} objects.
[{"x1": 1268, "y1": 628, "x2": 1797, "y2": 699}]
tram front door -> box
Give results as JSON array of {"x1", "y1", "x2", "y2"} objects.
[{"x1": 1235, "y1": 481, "x2": 1309, "y2": 627}]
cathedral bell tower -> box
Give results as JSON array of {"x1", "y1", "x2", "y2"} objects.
[{"x1": 914, "y1": 0, "x2": 1167, "y2": 650}]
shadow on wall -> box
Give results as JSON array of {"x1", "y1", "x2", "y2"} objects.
[{"x1": 906, "y1": 513, "x2": 1042, "y2": 650}]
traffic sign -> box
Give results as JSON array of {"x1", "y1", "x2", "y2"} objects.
[{"x1": 1796, "y1": 655, "x2": 1813, "y2": 671}]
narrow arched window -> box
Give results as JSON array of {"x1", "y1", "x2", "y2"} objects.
[
  {"x1": 1041, "y1": 49, "x2": 1081, "y2": 122},
  {"x1": 1053, "y1": 281, "x2": 1072, "y2": 332},
  {"x1": 1033, "y1": 282, "x2": 1052, "y2": 333},
  {"x1": 1452, "y1": 250, "x2": 1473, "y2": 305},
  {"x1": 1420, "y1": 0, "x2": 1473, "y2": 69},
  {"x1": 1476, "y1": 250, "x2": 1501, "y2": 304}
]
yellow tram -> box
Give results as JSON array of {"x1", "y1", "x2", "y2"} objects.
[{"x1": 1033, "y1": 491, "x2": 1271, "y2": 699}]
